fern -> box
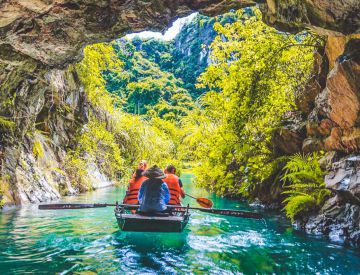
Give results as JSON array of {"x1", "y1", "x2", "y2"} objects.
[
  {"x1": 283, "y1": 194, "x2": 317, "y2": 220},
  {"x1": 282, "y1": 153, "x2": 330, "y2": 221}
]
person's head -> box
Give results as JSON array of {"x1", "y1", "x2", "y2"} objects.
[
  {"x1": 138, "y1": 160, "x2": 147, "y2": 170},
  {"x1": 165, "y1": 164, "x2": 176, "y2": 174},
  {"x1": 142, "y1": 165, "x2": 166, "y2": 179}
]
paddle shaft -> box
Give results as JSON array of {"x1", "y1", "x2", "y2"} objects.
[
  {"x1": 195, "y1": 208, "x2": 263, "y2": 219},
  {"x1": 38, "y1": 203, "x2": 115, "y2": 210},
  {"x1": 185, "y1": 194, "x2": 197, "y2": 200},
  {"x1": 38, "y1": 203, "x2": 263, "y2": 219}
]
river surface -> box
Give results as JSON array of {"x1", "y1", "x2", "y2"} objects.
[{"x1": 1, "y1": 173, "x2": 360, "y2": 274}]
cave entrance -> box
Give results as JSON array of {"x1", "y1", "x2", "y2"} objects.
[{"x1": 69, "y1": 6, "x2": 323, "y2": 196}]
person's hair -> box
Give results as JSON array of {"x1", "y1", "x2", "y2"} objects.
[
  {"x1": 134, "y1": 168, "x2": 144, "y2": 180},
  {"x1": 139, "y1": 160, "x2": 147, "y2": 169},
  {"x1": 166, "y1": 164, "x2": 176, "y2": 174}
]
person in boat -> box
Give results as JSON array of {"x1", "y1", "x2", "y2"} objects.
[
  {"x1": 123, "y1": 160, "x2": 148, "y2": 207},
  {"x1": 138, "y1": 165, "x2": 170, "y2": 213},
  {"x1": 163, "y1": 165, "x2": 185, "y2": 206},
  {"x1": 136, "y1": 160, "x2": 148, "y2": 174}
]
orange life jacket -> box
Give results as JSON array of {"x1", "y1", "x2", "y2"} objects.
[
  {"x1": 123, "y1": 175, "x2": 147, "y2": 204},
  {"x1": 163, "y1": 174, "x2": 182, "y2": 205}
]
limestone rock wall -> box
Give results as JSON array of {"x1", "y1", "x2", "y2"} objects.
[
  {"x1": 295, "y1": 156, "x2": 360, "y2": 247},
  {"x1": 0, "y1": 67, "x2": 89, "y2": 206},
  {"x1": 0, "y1": 0, "x2": 256, "y2": 67},
  {"x1": 260, "y1": 0, "x2": 360, "y2": 35}
]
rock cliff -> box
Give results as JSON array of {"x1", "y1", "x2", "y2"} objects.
[
  {"x1": 296, "y1": 156, "x2": 360, "y2": 247},
  {"x1": 0, "y1": 0, "x2": 360, "y2": 246}
]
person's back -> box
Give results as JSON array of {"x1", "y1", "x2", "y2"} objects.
[
  {"x1": 163, "y1": 165, "x2": 185, "y2": 205},
  {"x1": 138, "y1": 166, "x2": 170, "y2": 213},
  {"x1": 123, "y1": 169, "x2": 147, "y2": 205},
  {"x1": 163, "y1": 173, "x2": 182, "y2": 205}
]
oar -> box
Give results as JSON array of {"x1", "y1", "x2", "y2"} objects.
[
  {"x1": 38, "y1": 203, "x2": 263, "y2": 219},
  {"x1": 38, "y1": 203, "x2": 115, "y2": 210},
  {"x1": 192, "y1": 207, "x2": 263, "y2": 219},
  {"x1": 185, "y1": 194, "x2": 213, "y2": 208}
]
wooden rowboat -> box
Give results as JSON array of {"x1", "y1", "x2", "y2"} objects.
[
  {"x1": 114, "y1": 207, "x2": 190, "y2": 232},
  {"x1": 38, "y1": 203, "x2": 262, "y2": 233}
]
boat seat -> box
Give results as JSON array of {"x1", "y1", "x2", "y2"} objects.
[{"x1": 137, "y1": 211, "x2": 170, "y2": 217}]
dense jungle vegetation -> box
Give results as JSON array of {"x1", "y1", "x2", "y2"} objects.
[{"x1": 71, "y1": 8, "x2": 326, "y2": 220}]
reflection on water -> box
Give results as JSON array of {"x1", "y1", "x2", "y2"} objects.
[{"x1": 0, "y1": 173, "x2": 360, "y2": 274}]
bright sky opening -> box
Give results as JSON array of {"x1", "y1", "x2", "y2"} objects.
[{"x1": 125, "y1": 12, "x2": 198, "y2": 41}]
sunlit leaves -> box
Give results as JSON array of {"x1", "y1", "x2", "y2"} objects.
[
  {"x1": 76, "y1": 43, "x2": 123, "y2": 113},
  {"x1": 71, "y1": 42, "x2": 185, "y2": 187},
  {"x1": 182, "y1": 7, "x2": 321, "y2": 196}
]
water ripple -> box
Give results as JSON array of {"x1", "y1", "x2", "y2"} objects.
[{"x1": 1, "y1": 182, "x2": 360, "y2": 274}]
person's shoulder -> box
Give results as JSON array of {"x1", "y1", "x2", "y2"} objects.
[
  {"x1": 141, "y1": 178, "x2": 150, "y2": 184},
  {"x1": 171, "y1": 174, "x2": 180, "y2": 181}
]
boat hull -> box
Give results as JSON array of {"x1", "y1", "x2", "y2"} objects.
[{"x1": 115, "y1": 212, "x2": 190, "y2": 232}]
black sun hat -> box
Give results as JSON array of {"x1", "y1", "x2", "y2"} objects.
[{"x1": 142, "y1": 165, "x2": 166, "y2": 179}]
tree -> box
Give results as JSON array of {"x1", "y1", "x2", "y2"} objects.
[{"x1": 181, "y1": 8, "x2": 322, "y2": 197}]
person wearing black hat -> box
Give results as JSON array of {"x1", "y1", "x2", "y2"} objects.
[{"x1": 138, "y1": 165, "x2": 170, "y2": 213}]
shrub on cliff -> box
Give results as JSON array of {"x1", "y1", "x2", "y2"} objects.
[{"x1": 282, "y1": 153, "x2": 330, "y2": 221}]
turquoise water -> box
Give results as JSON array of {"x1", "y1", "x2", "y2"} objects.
[{"x1": 1, "y1": 173, "x2": 359, "y2": 274}]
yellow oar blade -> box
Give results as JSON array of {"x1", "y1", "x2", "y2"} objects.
[{"x1": 196, "y1": 198, "x2": 213, "y2": 208}]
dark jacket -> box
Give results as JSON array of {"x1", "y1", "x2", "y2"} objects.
[{"x1": 138, "y1": 178, "x2": 170, "y2": 212}]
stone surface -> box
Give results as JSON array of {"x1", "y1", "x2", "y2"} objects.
[
  {"x1": 297, "y1": 156, "x2": 360, "y2": 247},
  {"x1": 325, "y1": 156, "x2": 360, "y2": 197},
  {"x1": 327, "y1": 61, "x2": 360, "y2": 129},
  {"x1": 260, "y1": 0, "x2": 360, "y2": 35},
  {"x1": 302, "y1": 137, "x2": 324, "y2": 153},
  {"x1": 0, "y1": 67, "x2": 105, "y2": 205},
  {"x1": 0, "y1": 0, "x2": 359, "y2": 69},
  {"x1": 0, "y1": 0, "x2": 256, "y2": 67},
  {"x1": 295, "y1": 50, "x2": 327, "y2": 116},
  {"x1": 272, "y1": 111, "x2": 305, "y2": 155},
  {"x1": 323, "y1": 127, "x2": 344, "y2": 151},
  {"x1": 305, "y1": 37, "x2": 360, "y2": 153},
  {"x1": 325, "y1": 36, "x2": 347, "y2": 70},
  {"x1": 303, "y1": 201, "x2": 360, "y2": 247}
]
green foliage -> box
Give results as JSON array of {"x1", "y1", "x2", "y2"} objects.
[
  {"x1": 65, "y1": 118, "x2": 124, "y2": 191},
  {"x1": 282, "y1": 153, "x2": 330, "y2": 221},
  {"x1": 181, "y1": 8, "x2": 322, "y2": 197},
  {"x1": 33, "y1": 140, "x2": 45, "y2": 159},
  {"x1": 103, "y1": 41, "x2": 195, "y2": 121},
  {"x1": 64, "y1": 154, "x2": 91, "y2": 192},
  {"x1": 76, "y1": 43, "x2": 123, "y2": 113},
  {"x1": 0, "y1": 176, "x2": 10, "y2": 208},
  {"x1": 104, "y1": 11, "x2": 238, "y2": 110},
  {"x1": 71, "y1": 42, "x2": 184, "y2": 189},
  {"x1": 283, "y1": 195, "x2": 317, "y2": 221},
  {"x1": 0, "y1": 116, "x2": 15, "y2": 129}
]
